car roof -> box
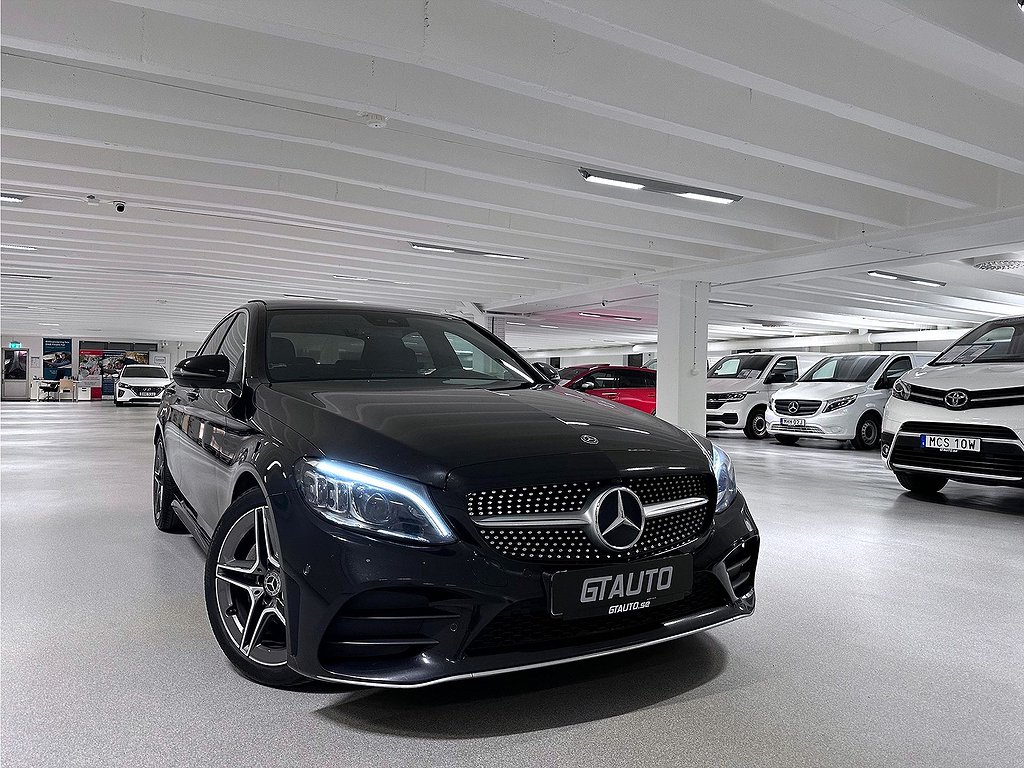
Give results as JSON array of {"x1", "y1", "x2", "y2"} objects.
[
  {"x1": 567, "y1": 365, "x2": 655, "y2": 374},
  {"x1": 246, "y1": 298, "x2": 455, "y2": 319}
]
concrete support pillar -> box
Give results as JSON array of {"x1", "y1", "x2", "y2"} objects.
[{"x1": 657, "y1": 280, "x2": 711, "y2": 434}]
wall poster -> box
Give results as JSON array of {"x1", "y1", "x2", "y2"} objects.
[
  {"x1": 42, "y1": 338, "x2": 73, "y2": 380},
  {"x1": 78, "y1": 349, "x2": 104, "y2": 398}
]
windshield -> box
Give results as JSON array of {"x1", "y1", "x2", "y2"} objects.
[
  {"x1": 708, "y1": 354, "x2": 773, "y2": 379},
  {"x1": 266, "y1": 309, "x2": 538, "y2": 388},
  {"x1": 121, "y1": 365, "x2": 168, "y2": 379},
  {"x1": 800, "y1": 355, "x2": 885, "y2": 383},
  {"x1": 932, "y1": 318, "x2": 1024, "y2": 365}
]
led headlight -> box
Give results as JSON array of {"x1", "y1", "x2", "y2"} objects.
[
  {"x1": 711, "y1": 443, "x2": 738, "y2": 514},
  {"x1": 710, "y1": 391, "x2": 750, "y2": 403},
  {"x1": 298, "y1": 459, "x2": 456, "y2": 545},
  {"x1": 823, "y1": 394, "x2": 858, "y2": 413},
  {"x1": 891, "y1": 379, "x2": 910, "y2": 401}
]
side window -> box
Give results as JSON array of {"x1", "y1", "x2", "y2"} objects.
[
  {"x1": 197, "y1": 316, "x2": 233, "y2": 357},
  {"x1": 444, "y1": 332, "x2": 506, "y2": 377},
  {"x1": 620, "y1": 370, "x2": 656, "y2": 388},
  {"x1": 809, "y1": 359, "x2": 838, "y2": 381},
  {"x1": 768, "y1": 357, "x2": 798, "y2": 383},
  {"x1": 879, "y1": 356, "x2": 912, "y2": 388},
  {"x1": 215, "y1": 312, "x2": 247, "y2": 383}
]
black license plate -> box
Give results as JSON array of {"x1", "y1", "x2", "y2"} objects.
[{"x1": 549, "y1": 555, "x2": 693, "y2": 620}]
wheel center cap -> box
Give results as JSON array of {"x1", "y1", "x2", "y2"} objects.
[{"x1": 263, "y1": 571, "x2": 282, "y2": 597}]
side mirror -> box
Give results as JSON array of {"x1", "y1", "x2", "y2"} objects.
[
  {"x1": 766, "y1": 373, "x2": 785, "y2": 384},
  {"x1": 578, "y1": 381, "x2": 595, "y2": 391},
  {"x1": 173, "y1": 354, "x2": 231, "y2": 389},
  {"x1": 876, "y1": 377, "x2": 894, "y2": 390}
]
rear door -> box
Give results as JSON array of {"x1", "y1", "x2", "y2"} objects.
[{"x1": 616, "y1": 368, "x2": 658, "y2": 413}]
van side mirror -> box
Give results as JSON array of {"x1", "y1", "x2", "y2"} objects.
[
  {"x1": 173, "y1": 354, "x2": 231, "y2": 389},
  {"x1": 876, "y1": 376, "x2": 895, "y2": 390}
]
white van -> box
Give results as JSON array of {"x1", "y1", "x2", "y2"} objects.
[
  {"x1": 766, "y1": 351, "x2": 934, "y2": 450},
  {"x1": 881, "y1": 315, "x2": 1024, "y2": 495},
  {"x1": 706, "y1": 352, "x2": 828, "y2": 439}
]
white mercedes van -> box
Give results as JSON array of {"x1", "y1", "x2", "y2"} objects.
[
  {"x1": 706, "y1": 352, "x2": 827, "y2": 439},
  {"x1": 766, "y1": 351, "x2": 934, "y2": 449},
  {"x1": 881, "y1": 314, "x2": 1024, "y2": 494}
]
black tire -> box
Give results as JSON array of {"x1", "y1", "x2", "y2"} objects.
[
  {"x1": 743, "y1": 406, "x2": 768, "y2": 440},
  {"x1": 205, "y1": 489, "x2": 307, "y2": 688},
  {"x1": 775, "y1": 435, "x2": 800, "y2": 446},
  {"x1": 895, "y1": 471, "x2": 948, "y2": 494},
  {"x1": 852, "y1": 413, "x2": 882, "y2": 450},
  {"x1": 153, "y1": 437, "x2": 186, "y2": 533}
]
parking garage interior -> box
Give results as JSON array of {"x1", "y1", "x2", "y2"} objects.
[{"x1": 1, "y1": 2, "x2": 1023, "y2": 767}]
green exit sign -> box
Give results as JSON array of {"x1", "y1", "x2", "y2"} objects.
[{"x1": 9, "y1": 341, "x2": 22, "y2": 349}]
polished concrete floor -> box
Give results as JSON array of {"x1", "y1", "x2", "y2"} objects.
[{"x1": 1, "y1": 401, "x2": 1022, "y2": 768}]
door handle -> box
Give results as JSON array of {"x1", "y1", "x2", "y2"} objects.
[
  {"x1": 187, "y1": 391, "x2": 200, "y2": 401},
  {"x1": 601, "y1": 392, "x2": 618, "y2": 399}
]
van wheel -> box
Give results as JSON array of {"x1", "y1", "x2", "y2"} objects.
[
  {"x1": 743, "y1": 406, "x2": 768, "y2": 440},
  {"x1": 852, "y1": 414, "x2": 882, "y2": 450},
  {"x1": 775, "y1": 435, "x2": 800, "y2": 446},
  {"x1": 895, "y1": 471, "x2": 948, "y2": 494}
]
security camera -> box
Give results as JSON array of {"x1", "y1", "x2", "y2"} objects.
[{"x1": 113, "y1": 201, "x2": 126, "y2": 213}]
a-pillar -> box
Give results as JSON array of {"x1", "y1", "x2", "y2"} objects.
[{"x1": 657, "y1": 280, "x2": 711, "y2": 434}]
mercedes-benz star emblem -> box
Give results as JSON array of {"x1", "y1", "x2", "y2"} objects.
[
  {"x1": 944, "y1": 389, "x2": 969, "y2": 410},
  {"x1": 585, "y1": 487, "x2": 645, "y2": 551},
  {"x1": 787, "y1": 401, "x2": 800, "y2": 414},
  {"x1": 581, "y1": 434, "x2": 599, "y2": 445}
]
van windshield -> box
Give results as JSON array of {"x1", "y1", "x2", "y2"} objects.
[
  {"x1": 708, "y1": 355, "x2": 773, "y2": 379},
  {"x1": 800, "y1": 355, "x2": 885, "y2": 383},
  {"x1": 932, "y1": 318, "x2": 1024, "y2": 365}
]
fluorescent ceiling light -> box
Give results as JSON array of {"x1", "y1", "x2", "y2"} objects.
[
  {"x1": 867, "y1": 270, "x2": 945, "y2": 287},
  {"x1": 333, "y1": 274, "x2": 412, "y2": 285},
  {"x1": 539, "y1": 324, "x2": 560, "y2": 329},
  {"x1": 483, "y1": 253, "x2": 527, "y2": 261},
  {"x1": 283, "y1": 293, "x2": 363, "y2": 303},
  {"x1": 2, "y1": 273, "x2": 52, "y2": 280},
  {"x1": 675, "y1": 192, "x2": 735, "y2": 204},
  {"x1": 38, "y1": 322, "x2": 61, "y2": 326},
  {"x1": 410, "y1": 243, "x2": 456, "y2": 253},
  {"x1": 582, "y1": 174, "x2": 644, "y2": 190},
  {"x1": 506, "y1": 321, "x2": 526, "y2": 326},
  {"x1": 579, "y1": 168, "x2": 741, "y2": 203},
  {"x1": 578, "y1": 312, "x2": 641, "y2": 321},
  {"x1": 0, "y1": 244, "x2": 37, "y2": 251},
  {"x1": 0, "y1": 194, "x2": 25, "y2": 203},
  {"x1": 333, "y1": 275, "x2": 370, "y2": 281},
  {"x1": 709, "y1": 299, "x2": 753, "y2": 308}
]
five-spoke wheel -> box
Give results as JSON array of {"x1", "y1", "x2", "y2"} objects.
[{"x1": 204, "y1": 489, "x2": 306, "y2": 687}]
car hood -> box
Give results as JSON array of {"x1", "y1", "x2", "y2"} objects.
[
  {"x1": 903, "y1": 362, "x2": 1024, "y2": 389},
  {"x1": 119, "y1": 376, "x2": 171, "y2": 387},
  {"x1": 773, "y1": 382, "x2": 866, "y2": 401},
  {"x1": 257, "y1": 382, "x2": 707, "y2": 489},
  {"x1": 706, "y1": 377, "x2": 764, "y2": 394}
]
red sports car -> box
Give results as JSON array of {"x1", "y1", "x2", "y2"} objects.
[{"x1": 558, "y1": 364, "x2": 658, "y2": 414}]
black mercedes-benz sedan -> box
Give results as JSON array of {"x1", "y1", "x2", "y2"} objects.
[{"x1": 154, "y1": 299, "x2": 759, "y2": 688}]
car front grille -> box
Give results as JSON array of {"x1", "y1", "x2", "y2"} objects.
[
  {"x1": 906, "y1": 384, "x2": 1024, "y2": 410},
  {"x1": 770, "y1": 423, "x2": 825, "y2": 434},
  {"x1": 773, "y1": 399, "x2": 821, "y2": 416},
  {"x1": 890, "y1": 429, "x2": 1024, "y2": 480},
  {"x1": 465, "y1": 572, "x2": 728, "y2": 656},
  {"x1": 467, "y1": 474, "x2": 716, "y2": 564}
]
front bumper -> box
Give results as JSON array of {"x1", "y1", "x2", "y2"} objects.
[
  {"x1": 116, "y1": 387, "x2": 163, "y2": 404},
  {"x1": 270, "y1": 490, "x2": 758, "y2": 688},
  {"x1": 881, "y1": 400, "x2": 1024, "y2": 487},
  {"x1": 766, "y1": 406, "x2": 857, "y2": 440}
]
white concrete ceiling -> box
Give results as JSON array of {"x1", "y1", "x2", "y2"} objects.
[{"x1": 1, "y1": 0, "x2": 1022, "y2": 349}]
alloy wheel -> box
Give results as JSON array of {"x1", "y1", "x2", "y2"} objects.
[{"x1": 213, "y1": 506, "x2": 289, "y2": 667}]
